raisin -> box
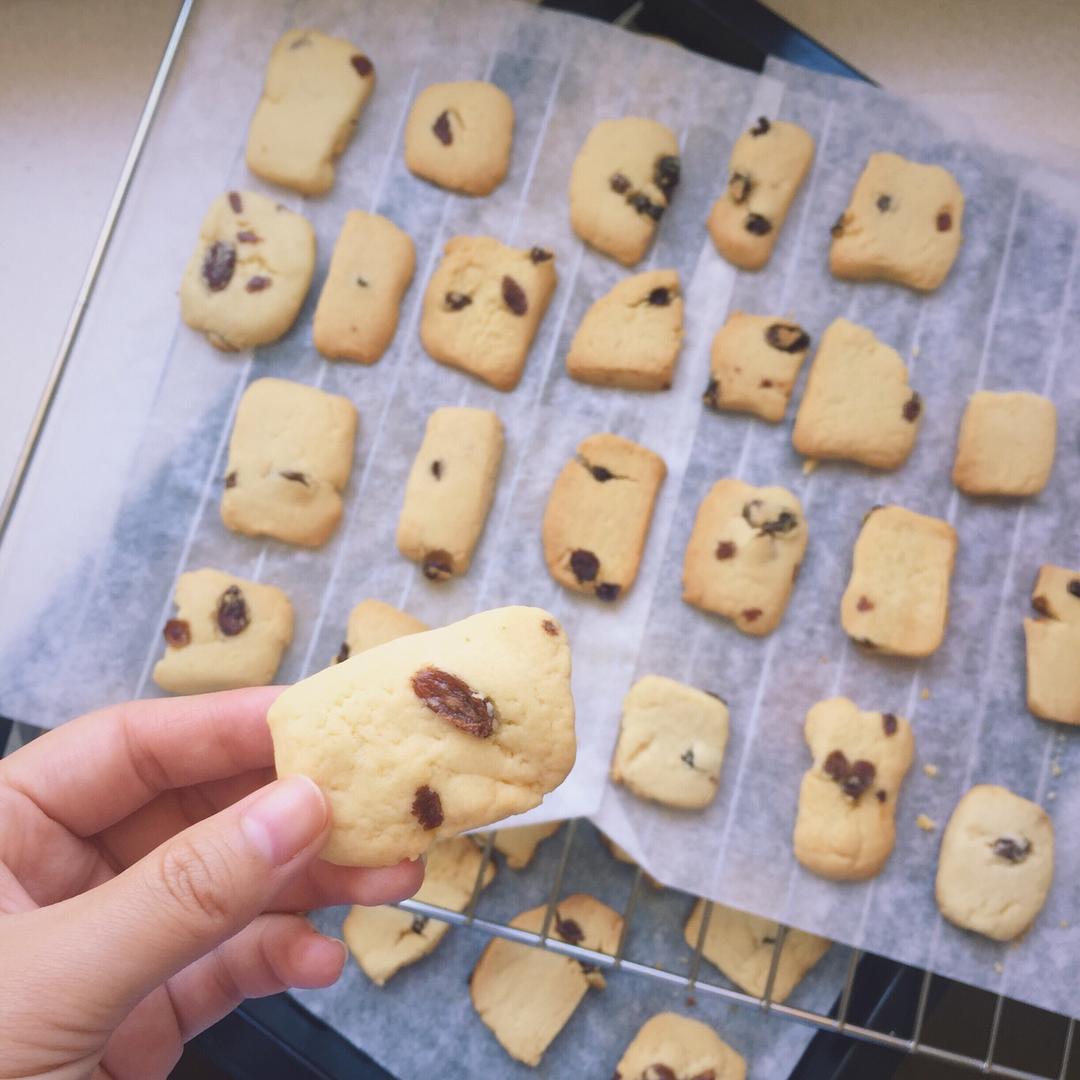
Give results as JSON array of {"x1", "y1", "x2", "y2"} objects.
[
  {"x1": 555, "y1": 913, "x2": 585, "y2": 944},
  {"x1": 647, "y1": 286, "x2": 671, "y2": 306},
  {"x1": 760, "y1": 379, "x2": 773, "y2": 388},
  {"x1": 412, "y1": 666, "x2": 499, "y2": 738},
  {"x1": 715, "y1": 540, "x2": 736, "y2": 560},
  {"x1": 857, "y1": 596, "x2": 874, "y2": 612},
  {"x1": 201, "y1": 241, "x2": 236, "y2": 291},
  {"x1": 882, "y1": 712, "x2": 898, "y2": 735},
  {"x1": 681, "y1": 748, "x2": 696, "y2": 768},
  {"x1": 876, "y1": 194, "x2": 892, "y2": 212},
  {"x1": 745, "y1": 213, "x2": 772, "y2": 235},
  {"x1": 596, "y1": 582, "x2": 621, "y2": 602},
  {"x1": 742, "y1": 499, "x2": 764, "y2": 526},
  {"x1": 228, "y1": 192, "x2": 243, "y2": 213},
  {"x1": 583, "y1": 461, "x2": 615, "y2": 482},
  {"x1": 163, "y1": 619, "x2": 191, "y2": 648},
  {"x1": 936, "y1": 211, "x2": 952, "y2": 231},
  {"x1": 876, "y1": 790, "x2": 887, "y2": 803},
  {"x1": 351, "y1": 54, "x2": 373, "y2": 77},
  {"x1": 431, "y1": 460, "x2": 442, "y2": 479},
  {"x1": 609, "y1": 172, "x2": 631, "y2": 194},
  {"x1": 570, "y1": 548, "x2": 599, "y2": 583},
  {"x1": 993, "y1": 836, "x2": 1031, "y2": 863},
  {"x1": 824, "y1": 749, "x2": 849, "y2": 780},
  {"x1": 335, "y1": 641, "x2": 350, "y2": 664},
  {"x1": 236, "y1": 230, "x2": 260, "y2": 243},
  {"x1": 529, "y1": 246, "x2": 553, "y2": 263},
  {"x1": 1033, "y1": 595, "x2": 1050, "y2": 615},
  {"x1": 422, "y1": 550, "x2": 454, "y2": 581},
  {"x1": 763, "y1": 511, "x2": 796, "y2": 536},
  {"x1": 765, "y1": 323, "x2": 810, "y2": 353},
  {"x1": 502, "y1": 275, "x2": 527, "y2": 315},
  {"x1": 412, "y1": 785, "x2": 443, "y2": 830},
  {"x1": 750, "y1": 116, "x2": 770, "y2": 137},
  {"x1": 280, "y1": 470, "x2": 308, "y2": 485},
  {"x1": 728, "y1": 171, "x2": 752, "y2": 204},
  {"x1": 355, "y1": 276, "x2": 369, "y2": 287},
  {"x1": 702, "y1": 377, "x2": 721, "y2": 410},
  {"x1": 432, "y1": 109, "x2": 452, "y2": 145},
  {"x1": 1069, "y1": 580, "x2": 1080, "y2": 598},
  {"x1": 654, "y1": 154, "x2": 681, "y2": 200},
  {"x1": 245, "y1": 275, "x2": 272, "y2": 292},
  {"x1": 542, "y1": 619, "x2": 559, "y2": 636},
  {"x1": 643, "y1": 1067, "x2": 677, "y2": 1080},
  {"x1": 842, "y1": 760, "x2": 876, "y2": 798},
  {"x1": 444, "y1": 291, "x2": 471, "y2": 311},
  {"x1": 216, "y1": 585, "x2": 249, "y2": 636},
  {"x1": 224, "y1": 471, "x2": 237, "y2": 489},
  {"x1": 628, "y1": 192, "x2": 664, "y2": 220},
  {"x1": 830, "y1": 214, "x2": 846, "y2": 238},
  {"x1": 410, "y1": 915, "x2": 428, "y2": 934},
  {"x1": 903, "y1": 393, "x2": 922, "y2": 422},
  {"x1": 742, "y1": 608, "x2": 762, "y2": 622}
]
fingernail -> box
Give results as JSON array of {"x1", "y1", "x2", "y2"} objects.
[{"x1": 241, "y1": 775, "x2": 328, "y2": 865}]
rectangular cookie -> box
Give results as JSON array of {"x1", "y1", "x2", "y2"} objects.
[
  {"x1": 1024, "y1": 564, "x2": 1080, "y2": 724},
  {"x1": 541, "y1": 433, "x2": 666, "y2": 603},
  {"x1": 565, "y1": 269, "x2": 683, "y2": 391},
  {"x1": 313, "y1": 211, "x2": 416, "y2": 364},
  {"x1": 615, "y1": 1014, "x2": 746, "y2": 1080},
  {"x1": 682, "y1": 479, "x2": 808, "y2": 636},
  {"x1": 703, "y1": 311, "x2": 811, "y2": 422},
  {"x1": 708, "y1": 116, "x2": 815, "y2": 271},
  {"x1": 840, "y1": 505, "x2": 957, "y2": 657},
  {"x1": 221, "y1": 377, "x2": 358, "y2": 548},
  {"x1": 333, "y1": 599, "x2": 428, "y2": 665},
  {"x1": 419, "y1": 236, "x2": 557, "y2": 391},
  {"x1": 245, "y1": 29, "x2": 375, "y2": 195},
  {"x1": 396, "y1": 407, "x2": 504, "y2": 581},
  {"x1": 792, "y1": 318, "x2": 922, "y2": 470}
]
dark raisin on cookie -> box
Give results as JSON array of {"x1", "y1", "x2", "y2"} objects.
[
  {"x1": 765, "y1": 322, "x2": 810, "y2": 353},
  {"x1": 279, "y1": 470, "x2": 308, "y2": 485},
  {"x1": 830, "y1": 213, "x2": 847, "y2": 238},
  {"x1": 202, "y1": 241, "x2": 236, "y2": 291},
  {"x1": 216, "y1": 585, "x2": 249, "y2": 637},
  {"x1": 876, "y1": 194, "x2": 893, "y2": 212},
  {"x1": 609, "y1": 172, "x2": 631, "y2": 194},
  {"x1": 412, "y1": 666, "x2": 499, "y2": 738},
  {"x1": 422, "y1": 550, "x2": 454, "y2": 581},
  {"x1": 642, "y1": 1066, "x2": 677, "y2": 1080},
  {"x1": 681, "y1": 748, "x2": 696, "y2": 768},
  {"x1": 410, "y1": 915, "x2": 428, "y2": 934},
  {"x1": 542, "y1": 619, "x2": 559, "y2": 636},
  {"x1": 335, "y1": 641, "x2": 350, "y2": 664},
  {"x1": 844, "y1": 760, "x2": 876, "y2": 798},
  {"x1": 502, "y1": 275, "x2": 528, "y2": 316},
  {"x1": 882, "y1": 712, "x2": 898, "y2": 736},
  {"x1": 444, "y1": 291, "x2": 472, "y2": 311},
  {"x1": 224, "y1": 471, "x2": 237, "y2": 489},
  {"x1": 715, "y1": 540, "x2": 736, "y2": 560},
  {"x1": 1069, "y1": 580, "x2": 1080, "y2": 599},
  {"x1": 412, "y1": 785, "x2": 444, "y2": 830},
  {"x1": 653, "y1": 154, "x2": 681, "y2": 200},
  {"x1": 857, "y1": 596, "x2": 874, "y2": 612},
  {"x1": 432, "y1": 109, "x2": 453, "y2": 145},
  {"x1": 351, "y1": 54, "x2": 374, "y2": 77},
  {"x1": 993, "y1": 836, "x2": 1031, "y2": 863},
  {"x1": 876, "y1": 790, "x2": 887, "y2": 803},
  {"x1": 529, "y1": 246, "x2": 553, "y2": 263},
  {"x1": 760, "y1": 378, "x2": 773, "y2": 388},
  {"x1": 236, "y1": 230, "x2": 261, "y2": 243},
  {"x1": 596, "y1": 582, "x2": 621, "y2": 602},
  {"x1": 628, "y1": 192, "x2": 664, "y2": 221},
  {"x1": 228, "y1": 192, "x2": 243, "y2": 213},
  {"x1": 647, "y1": 286, "x2": 672, "y2": 306},
  {"x1": 824, "y1": 749, "x2": 849, "y2": 780},
  {"x1": 431, "y1": 460, "x2": 442, "y2": 480},
  {"x1": 570, "y1": 549, "x2": 600, "y2": 583},
  {"x1": 936, "y1": 211, "x2": 952, "y2": 232},
  {"x1": 586, "y1": 463, "x2": 615, "y2": 482},
  {"x1": 163, "y1": 619, "x2": 191, "y2": 648},
  {"x1": 355, "y1": 275, "x2": 369, "y2": 287},
  {"x1": 728, "y1": 171, "x2": 752, "y2": 204},
  {"x1": 902, "y1": 393, "x2": 922, "y2": 422},
  {"x1": 245, "y1": 275, "x2": 272, "y2": 293},
  {"x1": 702, "y1": 377, "x2": 721, "y2": 411},
  {"x1": 555, "y1": 913, "x2": 585, "y2": 945},
  {"x1": 742, "y1": 608, "x2": 762, "y2": 623},
  {"x1": 745, "y1": 213, "x2": 772, "y2": 236},
  {"x1": 750, "y1": 116, "x2": 770, "y2": 137}
]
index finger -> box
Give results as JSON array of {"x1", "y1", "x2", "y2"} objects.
[{"x1": 0, "y1": 686, "x2": 284, "y2": 838}]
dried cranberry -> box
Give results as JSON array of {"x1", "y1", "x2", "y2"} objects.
[
  {"x1": 715, "y1": 540, "x2": 736, "y2": 560},
  {"x1": 596, "y1": 582, "x2": 621, "y2": 602},
  {"x1": 742, "y1": 608, "x2": 762, "y2": 622},
  {"x1": 216, "y1": 585, "x2": 249, "y2": 636},
  {"x1": 824, "y1": 750, "x2": 850, "y2": 780},
  {"x1": 335, "y1": 641, "x2": 350, "y2": 664},
  {"x1": 412, "y1": 785, "x2": 443, "y2": 830},
  {"x1": 750, "y1": 116, "x2": 770, "y2": 137},
  {"x1": 876, "y1": 194, "x2": 892, "y2": 212},
  {"x1": 224, "y1": 471, "x2": 237, "y2": 488},
  {"x1": 936, "y1": 211, "x2": 952, "y2": 231},
  {"x1": 647, "y1": 287, "x2": 671, "y2": 306},
  {"x1": 629, "y1": 192, "x2": 664, "y2": 220},
  {"x1": 570, "y1": 549, "x2": 599, "y2": 583},
  {"x1": 830, "y1": 214, "x2": 846, "y2": 238},
  {"x1": 280, "y1": 470, "x2": 307, "y2": 484},
  {"x1": 653, "y1": 155, "x2": 681, "y2": 200},
  {"x1": 555, "y1": 913, "x2": 585, "y2": 944},
  {"x1": 542, "y1": 619, "x2": 559, "y2": 636},
  {"x1": 993, "y1": 836, "x2": 1031, "y2": 863},
  {"x1": 351, "y1": 54, "x2": 373, "y2": 77},
  {"x1": 1069, "y1": 580, "x2": 1080, "y2": 598},
  {"x1": 228, "y1": 192, "x2": 243, "y2": 213},
  {"x1": 163, "y1": 619, "x2": 191, "y2": 648},
  {"x1": 529, "y1": 246, "x2": 553, "y2": 263},
  {"x1": 765, "y1": 323, "x2": 809, "y2": 353},
  {"x1": 431, "y1": 460, "x2": 442, "y2": 479},
  {"x1": 882, "y1": 712, "x2": 898, "y2": 736},
  {"x1": 433, "y1": 109, "x2": 452, "y2": 145},
  {"x1": 444, "y1": 291, "x2": 471, "y2": 311},
  {"x1": 842, "y1": 760, "x2": 876, "y2": 798},
  {"x1": 245, "y1": 275, "x2": 272, "y2": 293},
  {"x1": 422, "y1": 550, "x2": 454, "y2": 581},
  {"x1": 236, "y1": 230, "x2": 260, "y2": 243},
  {"x1": 728, "y1": 171, "x2": 752, "y2": 204},
  {"x1": 702, "y1": 378, "x2": 721, "y2": 410},
  {"x1": 609, "y1": 172, "x2": 630, "y2": 194},
  {"x1": 902, "y1": 393, "x2": 922, "y2": 422},
  {"x1": 857, "y1": 596, "x2": 874, "y2": 612},
  {"x1": 745, "y1": 213, "x2": 772, "y2": 235},
  {"x1": 412, "y1": 666, "x2": 498, "y2": 738},
  {"x1": 502, "y1": 275, "x2": 527, "y2": 315},
  {"x1": 201, "y1": 241, "x2": 236, "y2": 291}
]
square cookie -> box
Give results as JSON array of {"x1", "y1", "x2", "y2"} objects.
[
  {"x1": 332, "y1": 599, "x2": 428, "y2": 665},
  {"x1": 569, "y1": 116, "x2": 680, "y2": 266},
  {"x1": 793, "y1": 697, "x2": 915, "y2": 881},
  {"x1": 792, "y1": 318, "x2": 922, "y2": 470},
  {"x1": 245, "y1": 29, "x2": 375, "y2": 195},
  {"x1": 542, "y1": 433, "x2": 666, "y2": 603},
  {"x1": 952, "y1": 390, "x2": 1057, "y2": 496},
  {"x1": 614, "y1": 1013, "x2": 746, "y2": 1080},
  {"x1": 682, "y1": 479, "x2": 808, "y2": 636},
  {"x1": 708, "y1": 115, "x2": 815, "y2": 271},
  {"x1": 610, "y1": 675, "x2": 730, "y2": 810},
  {"x1": 313, "y1": 211, "x2": 415, "y2": 364},
  {"x1": 1024, "y1": 564, "x2": 1080, "y2": 725},
  {"x1": 936, "y1": 784, "x2": 1054, "y2": 942},
  {"x1": 419, "y1": 236, "x2": 557, "y2": 390},
  {"x1": 179, "y1": 190, "x2": 316, "y2": 352},
  {"x1": 396, "y1": 406, "x2": 504, "y2": 581},
  {"x1": 566, "y1": 269, "x2": 683, "y2": 391},
  {"x1": 404, "y1": 80, "x2": 514, "y2": 195},
  {"x1": 703, "y1": 311, "x2": 811, "y2": 422},
  {"x1": 830, "y1": 152, "x2": 964, "y2": 291},
  {"x1": 840, "y1": 505, "x2": 957, "y2": 657},
  {"x1": 221, "y1": 377, "x2": 358, "y2": 548},
  {"x1": 153, "y1": 568, "x2": 293, "y2": 695}
]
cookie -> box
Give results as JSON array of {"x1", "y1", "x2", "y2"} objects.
[
  {"x1": 268, "y1": 607, "x2": 575, "y2": 867},
  {"x1": 541, "y1": 433, "x2": 666, "y2": 603},
  {"x1": 419, "y1": 236, "x2": 557, "y2": 391},
  {"x1": 703, "y1": 311, "x2": 811, "y2": 422},
  {"x1": 473, "y1": 821, "x2": 562, "y2": 870},
  {"x1": 470, "y1": 893, "x2": 622, "y2": 1066},
  {"x1": 565, "y1": 269, "x2": 684, "y2": 390},
  {"x1": 682, "y1": 479, "x2": 808, "y2": 636},
  {"x1": 220, "y1": 377, "x2": 358, "y2": 548},
  {"x1": 569, "y1": 117, "x2": 680, "y2": 267},
  {"x1": 404, "y1": 80, "x2": 514, "y2": 196},
  {"x1": 791, "y1": 318, "x2": 922, "y2": 470},
  {"x1": 179, "y1": 191, "x2": 316, "y2": 352},
  {"x1": 792, "y1": 697, "x2": 915, "y2": 881},
  {"x1": 935, "y1": 784, "x2": 1054, "y2": 942},
  {"x1": 684, "y1": 900, "x2": 830, "y2": 1004},
  {"x1": 153, "y1": 568, "x2": 293, "y2": 695},
  {"x1": 830, "y1": 152, "x2": 964, "y2": 292},
  {"x1": 245, "y1": 29, "x2": 375, "y2": 195},
  {"x1": 1024, "y1": 564, "x2": 1080, "y2": 725},
  {"x1": 952, "y1": 391, "x2": 1057, "y2": 496},
  {"x1": 332, "y1": 599, "x2": 428, "y2": 665},
  {"x1": 840, "y1": 505, "x2": 957, "y2": 657},
  {"x1": 312, "y1": 211, "x2": 416, "y2": 364},
  {"x1": 614, "y1": 1012, "x2": 747, "y2": 1080},
  {"x1": 396, "y1": 407, "x2": 505, "y2": 581},
  {"x1": 610, "y1": 675, "x2": 730, "y2": 810},
  {"x1": 342, "y1": 836, "x2": 494, "y2": 986},
  {"x1": 707, "y1": 115, "x2": 815, "y2": 271}
]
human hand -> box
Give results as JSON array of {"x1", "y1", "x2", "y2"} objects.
[{"x1": 0, "y1": 687, "x2": 423, "y2": 1080}]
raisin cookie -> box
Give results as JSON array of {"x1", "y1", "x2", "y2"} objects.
[
  {"x1": 936, "y1": 785, "x2": 1054, "y2": 942},
  {"x1": 841, "y1": 505, "x2": 957, "y2": 657},
  {"x1": 792, "y1": 318, "x2": 922, "y2": 470},
  {"x1": 246, "y1": 29, "x2": 375, "y2": 195},
  {"x1": 153, "y1": 568, "x2": 293, "y2": 695},
  {"x1": 179, "y1": 191, "x2": 316, "y2": 352},
  {"x1": 793, "y1": 697, "x2": 915, "y2": 881},
  {"x1": 703, "y1": 311, "x2": 811, "y2": 422},
  {"x1": 420, "y1": 236, "x2": 557, "y2": 391},
  {"x1": 830, "y1": 152, "x2": 964, "y2": 292},
  {"x1": 472, "y1": 822, "x2": 562, "y2": 870},
  {"x1": 396, "y1": 406, "x2": 504, "y2": 582},
  {"x1": 1024, "y1": 564, "x2": 1080, "y2": 725},
  {"x1": 682, "y1": 479, "x2": 808, "y2": 636},
  {"x1": 614, "y1": 1012, "x2": 747, "y2": 1080},
  {"x1": 221, "y1": 378, "x2": 358, "y2": 548},
  {"x1": 470, "y1": 893, "x2": 622, "y2": 1066},
  {"x1": 685, "y1": 900, "x2": 830, "y2": 1004},
  {"x1": 565, "y1": 269, "x2": 683, "y2": 390},
  {"x1": 313, "y1": 211, "x2": 415, "y2": 364},
  {"x1": 542, "y1": 433, "x2": 666, "y2": 603},
  {"x1": 404, "y1": 80, "x2": 514, "y2": 196},
  {"x1": 952, "y1": 390, "x2": 1057, "y2": 496},
  {"x1": 342, "y1": 836, "x2": 495, "y2": 986},
  {"x1": 332, "y1": 599, "x2": 428, "y2": 665},
  {"x1": 610, "y1": 675, "x2": 730, "y2": 810},
  {"x1": 268, "y1": 607, "x2": 575, "y2": 867},
  {"x1": 708, "y1": 115, "x2": 815, "y2": 271},
  {"x1": 569, "y1": 117, "x2": 680, "y2": 267}
]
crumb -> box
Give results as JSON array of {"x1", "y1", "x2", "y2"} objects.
[
  {"x1": 802, "y1": 458, "x2": 819, "y2": 475},
  {"x1": 916, "y1": 814, "x2": 936, "y2": 832},
  {"x1": 920, "y1": 688, "x2": 930, "y2": 700},
  {"x1": 1060, "y1": 920, "x2": 1070, "y2": 929},
  {"x1": 993, "y1": 962, "x2": 1004, "y2": 975},
  {"x1": 1052, "y1": 762, "x2": 1062, "y2": 778},
  {"x1": 923, "y1": 763, "x2": 939, "y2": 778}
]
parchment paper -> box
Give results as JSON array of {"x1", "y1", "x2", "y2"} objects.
[{"x1": 1, "y1": 0, "x2": 1079, "y2": 1056}]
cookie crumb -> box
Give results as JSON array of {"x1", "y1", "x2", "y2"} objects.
[
  {"x1": 923, "y1": 763, "x2": 939, "y2": 778},
  {"x1": 920, "y1": 687, "x2": 931, "y2": 701},
  {"x1": 916, "y1": 813, "x2": 936, "y2": 832},
  {"x1": 802, "y1": 458, "x2": 819, "y2": 475}
]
